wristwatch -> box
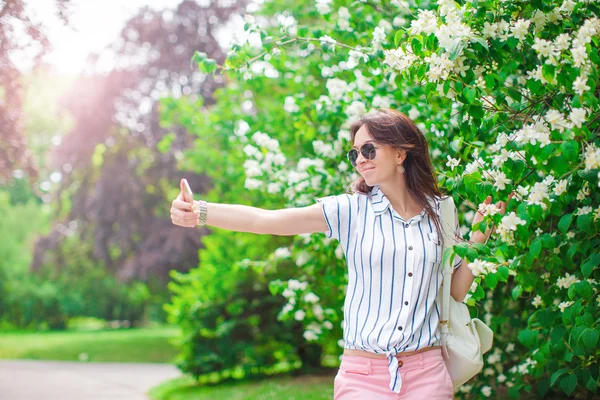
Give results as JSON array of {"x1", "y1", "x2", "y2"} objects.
[{"x1": 193, "y1": 200, "x2": 208, "y2": 226}]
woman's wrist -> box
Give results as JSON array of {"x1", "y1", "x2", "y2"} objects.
[{"x1": 193, "y1": 200, "x2": 208, "y2": 226}]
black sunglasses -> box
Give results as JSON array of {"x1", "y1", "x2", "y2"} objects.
[{"x1": 347, "y1": 142, "x2": 380, "y2": 167}]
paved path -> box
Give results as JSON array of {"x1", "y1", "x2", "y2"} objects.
[{"x1": 0, "y1": 360, "x2": 182, "y2": 400}]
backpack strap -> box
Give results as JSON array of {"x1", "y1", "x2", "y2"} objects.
[{"x1": 439, "y1": 195, "x2": 459, "y2": 359}]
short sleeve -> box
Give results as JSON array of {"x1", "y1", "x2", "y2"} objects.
[
  {"x1": 315, "y1": 193, "x2": 355, "y2": 246},
  {"x1": 451, "y1": 201, "x2": 465, "y2": 270}
]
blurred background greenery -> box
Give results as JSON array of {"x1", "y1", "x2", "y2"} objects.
[{"x1": 0, "y1": 1, "x2": 333, "y2": 398}]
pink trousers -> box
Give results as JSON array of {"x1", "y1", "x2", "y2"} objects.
[{"x1": 333, "y1": 348, "x2": 454, "y2": 399}]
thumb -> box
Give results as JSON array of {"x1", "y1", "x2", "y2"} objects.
[{"x1": 178, "y1": 179, "x2": 185, "y2": 200}]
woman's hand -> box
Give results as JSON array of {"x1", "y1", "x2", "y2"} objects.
[
  {"x1": 170, "y1": 179, "x2": 200, "y2": 228},
  {"x1": 471, "y1": 192, "x2": 516, "y2": 243}
]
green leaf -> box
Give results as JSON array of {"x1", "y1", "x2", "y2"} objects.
[
  {"x1": 193, "y1": 51, "x2": 208, "y2": 63},
  {"x1": 528, "y1": 204, "x2": 544, "y2": 222},
  {"x1": 542, "y1": 64, "x2": 556, "y2": 82},
  {"x1": 506, "y1": 37, "x2": 519, "y2": 50},
  {"x1": 576, "y1": 214, "x2": 592, "y2": 232},
  {"x1": 586, "y1": 376, "x2": 598, "y2": 392},
  {"x1": 547, "y1": 154, "x2": 570, "y2": 175},
  {"x1": 199, "y1": 59, "x2": 218, "y2": 74},
  {"x1": 518, "y1": 329, "x2": 537, "y2": 347},
  {"x1": 581, "y1": 254, "x2": 599, "y2": 278},
  {"x1": 411, "y1": 37, "x2": 422, "y2": 55},
  {"x1": 512, "y1": 285, "x2": 523, "y2": 300},
  {"x1": 473, "y1": 284, "x2": 485, "y2": 300},
  {"x1": 464, "y1": 87, "x2": 477, "y2": 104},
  {"x1": 448, "y1": 40, "x2": 466, "y2": 60},
  {"x1": 530, "y1": 238, "x2": 542, "y2": 257},
  {"x1": 468, "y1": 105, "x2": 484, "y2": 119},
  {"x1": 536, "y1": 308, "x2": 554, "y2": 330},
  {"x1": 559, "y1": 374, "x2": 577, "y2": 396},
  {"x1": 471, "y1": 37, "x2": 489, "y2": 51},
  {"x1": 558, "y1": 213, "x2": 573, "y2": 233},
  {"x1": 551, "y1": 325, "x2": 566, "y2": 345},
  {"x1": 577, "y1": 168, "x2": 600, "y2": 183},
  {"x1": 574, "y1": 280, "x2": 593, "y2": 301},
  {"x1": 497, "y1": 266, "x2": 509, "y2": 282},
  {"x1": 581, "y1": 328, "x2": 599, "y2": 351},
  {"x1": 560, "y1": 140, "x2": 579, "y2": 162},
  {"x1": 527, "y1": 78, "x2": 543, "y2": 94},
  {"x1": 484, "y1": 273, "x2": 498, "y2": 289},
  {"x1": 550, "y1": 368, "x2": 568, "y2": 387},
  {"x1": 454, "y1": 243, "x2": 470, "y2": 258},
  {"x1": 394, "y1": 29, "x2": 405, "y2": 47}
]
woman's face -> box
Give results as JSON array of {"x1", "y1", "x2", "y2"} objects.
[{"x1": 352, "y1": 125, "x2": 404, "y2": 186}]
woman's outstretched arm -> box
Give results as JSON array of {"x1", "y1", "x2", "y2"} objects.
[
  {"x1": 197, "y1": 201, "x2": 329, "y2": 236},
  {"x1": 171, "y1": 189, "x2": 329, "y2": 236}
]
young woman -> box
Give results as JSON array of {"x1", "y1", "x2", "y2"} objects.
[{"x1": 170, "y1": 108, "x2": 510, "y2": 399}]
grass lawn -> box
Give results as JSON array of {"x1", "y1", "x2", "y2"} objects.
[
  {"x1": 0, "y1": 326, "x2": 180, "y2": 363},
  {"x1": 149, "y1": 372, "x2": 336, "y2": 400}
]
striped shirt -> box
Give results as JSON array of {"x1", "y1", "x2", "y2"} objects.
[{"x1": 317, "y1": 184, "x2": 464, "y2": 394}]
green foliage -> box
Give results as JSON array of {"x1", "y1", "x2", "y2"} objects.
[
  {"x1": 0, "y1": 191, "x2": 156, "y2": 329},
  {"x1": 163, "y1": 0, "x2": 600, "y2": 397}
]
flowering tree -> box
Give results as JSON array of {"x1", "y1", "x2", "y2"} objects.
[{"x1": 166, "y1": 0, "x2": 599, "y2": 397}]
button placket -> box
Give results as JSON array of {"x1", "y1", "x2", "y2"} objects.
[{"x1": 396, "y1": 219, "x2": 414, "y2": 334}]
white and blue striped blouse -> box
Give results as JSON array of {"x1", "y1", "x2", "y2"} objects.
[{"x1": 317, "y1": 184, "x2": 464, "y2": 394}]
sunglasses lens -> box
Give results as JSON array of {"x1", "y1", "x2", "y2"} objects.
[
  {"x1": 347, "y1": 149, "x2": 358, "y2": 166},
  {"x1": 362, "y1": 143, "x2": 376, "y2": 160},
  {"x1": 348, "y1": 143, "x2": 378, "y2": 167}
]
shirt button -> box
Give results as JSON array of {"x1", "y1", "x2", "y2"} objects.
[
  {"x1": 408, "y1": 246, "x2": 413, "y2": 250},
  {"x1": 404, "y1": 301, "x2": 409, "y2": 305},
  {"x1": 397, "y1": 326, "x2": 403, "y2": 331},
  {"x1": 408, "y1": 272, "x2": 413, "y2": 277},
  {"x1": 405, "y1": 223, "x2": 409, "y2": 228}
]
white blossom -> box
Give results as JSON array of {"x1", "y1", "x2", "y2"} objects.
[
  {"x1": 510, "y1": 19, "x2": 530, "y2": 41},
  {"x1": 573, "y1": 76, "x2": 590, "y2": 95},
  {"x1": 345, "y1": 101, "x2": 367, "y2": 120},
  {"x1": 446, "y1": 156, "x2": 460, "y2": 171},
  {"x1": 467, "y1": 259, "x2": 498, "y2": 277},
  {"x1": 337, "y1": 7, "x2": 352, "y2": 31},
  {"x1": 584, "y1": 143, "x2": 600, "y2": 171},
  {"x1": 347, "y1": 49, "x2": 369, "y2": 68},
  {"x1": 326, "y1": 78, "x2": 351, "y2": 101},
  {"x1": 303, "y1": 330, "x2": 318, "y2": 340},
  {"x1": 569, "y1": 107, "x2": 587, "y2": 128},
  {"x1": 304, "y1": 292, "x2": 320, "y2": 303},
  {"x1": 274, "y1": 247, "x2": 291, "y2": 259},
  {"x1": 556, "y1": 272, "x2": 580, "y2": 289},
  {"x1": 294, "y1": 309, "x2": 306, "y2": 321},
  {"x1": 284, "y1": 96, "x2": 300, "y2": 113},
  {"x1": 410, "y1": 10, "x2": 438, "y2": 35},
  {"x1": 315, "y1": 0, "x2": 332, "y2": 15},
  {"x1": 558, "y1": 301, "x2": 574, "y2": 313},
  {"x1": 481, "y1": 386, "x2": 492, "y2": 397}
]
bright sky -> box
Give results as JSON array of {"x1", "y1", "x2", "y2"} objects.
[{"x1": 22, "y1": 0, "x2": 202, "y2": 75}]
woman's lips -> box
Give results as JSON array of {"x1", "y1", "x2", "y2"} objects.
[{"x1": 361, "y1": 167, "x2": 375, "y2": 173}]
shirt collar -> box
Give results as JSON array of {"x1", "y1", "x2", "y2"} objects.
[{"x1": 369, "y1": 184, "x2": 440, "y2": 220}]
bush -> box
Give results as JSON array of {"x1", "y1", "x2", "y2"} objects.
[{"x1": 163, "y1": 0, "x2": 599, "y2": 397}]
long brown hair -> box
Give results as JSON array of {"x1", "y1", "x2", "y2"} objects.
[{"x1": 347, "y1": 108, "x2": 447, "y2": 239}]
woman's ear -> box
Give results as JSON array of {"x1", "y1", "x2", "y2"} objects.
[{"x1": 396, "y1": 149, "x2": 406, "y2": 164}]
